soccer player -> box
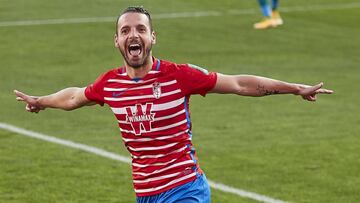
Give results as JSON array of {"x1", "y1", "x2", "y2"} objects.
[
  {"x1": 254, "y1": 0, "x2": 283, "y2": 29},
  {"x1": 14, "y1": 6, "x2": 333, "y2": 203}
]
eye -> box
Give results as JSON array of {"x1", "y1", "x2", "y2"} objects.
[
  {"x1": 120, "y1": 28, "x2": 129, "y2": 35},
  {"x1": 138, "y1": 26, "x2": 147, "y2": 33}
]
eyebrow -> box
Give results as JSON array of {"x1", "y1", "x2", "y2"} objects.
[{"x1": 119, "y1": 23, "x2": 148, "y2": 30}]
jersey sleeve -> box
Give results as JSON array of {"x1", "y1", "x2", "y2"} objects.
[
  {"x1": 84, "y1": 73, "x2": 107, "y2": 106},
  {"x1": 175, "y1": 64, "x2": 217, "y2": 96}
]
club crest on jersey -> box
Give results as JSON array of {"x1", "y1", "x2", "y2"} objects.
[
  {"x1": 152, "y1": 82, "x2": 161, "y2": 99},
  {"x1": 125, "y1": 103, "x2": 155, "y2": 136}
]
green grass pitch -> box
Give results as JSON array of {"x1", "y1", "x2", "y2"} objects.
[{"x1": 1, "y1": 0, "x2": 360, "y2": 202}]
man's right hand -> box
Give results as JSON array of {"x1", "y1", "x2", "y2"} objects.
[{"x1": 14, "y1": 90, "x2": 45, "y2": 113}]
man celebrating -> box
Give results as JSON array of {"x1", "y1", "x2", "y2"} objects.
[{"x1": 15, "y1": 6, "x2": 333, "y2": 203}]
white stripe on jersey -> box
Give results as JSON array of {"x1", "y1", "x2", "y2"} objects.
[
  {"x1": 119, "y1": 119, "x2": 187, "y2": 134},
  {"x1": 104, "y1": 80, "x2": 177, "y2": 92},
  {"x1": 132, "y1": 146, "x2": 188, "y2": 159},
  {"x1": 152, "y1": 97, "x2": 185, "y2": 111},
  {"x1": 155, "y1": 109, "x2": 185, "y2": 121},
  {"x1": 105, "y1": 89, "x2": 181, "y2": 101},
  {"x1": 111, "y1": 97, "x2": 185, "y2": 114},
  {"x1": 132, "y1": 158, "x2": 177, "y2": 168},
  {"x1": 122, "y1": 130, "x2": 188, "y2": 142},
  {"x1": 134, "y1": 172, "x2": 196, "y2": 194},
  {"x1": 108, "y1": 78, "x2": 157, "y2": 84},
  {"x1": 152, "y1": 119, "x2": 187, "y2": 132},
  {"x1": 128, "y1": 142, "x2": 178, "y2": 152},
  {"x1": 132, "y1": 171, "x2": 182, "y2": 184},
  {"x1": 132, "y1": 160, "x2": 194, "y2": 177},
  {"x1": 117, "y1": 72, "x2": 128, "y2": 76},
  {"x1": 117, "y1": 70, "x2": 160, "y2": 77},
  {"x1": 148, "y1": 70, "x2": 161, "y2": 74}
]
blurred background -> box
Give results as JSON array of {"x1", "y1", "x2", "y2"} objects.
[{"x1": 1, "y1": 0, "x2": 359, "y2": 202}]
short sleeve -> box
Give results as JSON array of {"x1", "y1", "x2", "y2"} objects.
[
  {"x1": 84, "y1": 73, "x2": 107, "y2": 106},
  {"x1": 175, "y1": 64, "x2": 217, "y2": 96}
]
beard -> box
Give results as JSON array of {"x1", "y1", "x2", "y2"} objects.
[{"x1": 119, "y1": 43, "x2": 152, "y2": 69}]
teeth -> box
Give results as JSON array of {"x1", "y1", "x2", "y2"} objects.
[
  {"x1": 129, "y1": 44, "x2": 140, "y2": 49},
  {"x1": 128, "y1": 43, "x2": 141, "y2": 56}
]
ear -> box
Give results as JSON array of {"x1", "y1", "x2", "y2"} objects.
[
  {"x1": 114, "y1": 34, "x2": 119, "y2": 48},
  {"x1": 151, "y1": 31, "x2": 156, "y2": 45}
]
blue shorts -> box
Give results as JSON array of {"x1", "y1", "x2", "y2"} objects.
[{"x1": 136, "y1": 174, "x2": 211, "y2": 203}]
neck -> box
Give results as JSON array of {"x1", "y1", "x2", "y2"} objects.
[{"x1": 125, "y1": 55, "x2": 153, "y2": 79}]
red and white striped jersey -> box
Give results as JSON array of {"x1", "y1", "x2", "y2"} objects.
[{"x1": 85, "y1": 58, "x2": 217, "y2": 196}]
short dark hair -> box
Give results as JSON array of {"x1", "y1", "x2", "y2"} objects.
[{"x1": 115, "y1": 6, "x2": 153, "y2": 34}]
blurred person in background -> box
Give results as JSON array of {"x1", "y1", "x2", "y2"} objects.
[{"x1": 254, "y1": 0, "x2": 283, "y2": 29}]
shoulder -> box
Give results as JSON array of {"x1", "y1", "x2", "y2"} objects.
[
  {"x1": 94, "y1": 67, "x2": 121, "y2": 82},
  {"x1": 158, "y1": 59, "x2": 179, "y2": 73},
  {"x1": 103, "y1": 67, "x2": 121, "y2": 78},
  {"x1": 158, "y1": 59, "x2": 194, "y2": 74},
  {"x1": 89, "y1": 67, "x2": 121, "y2": 91},
  {"x1": 158, "y1": 59, "x2": 214, "y2": 77}
]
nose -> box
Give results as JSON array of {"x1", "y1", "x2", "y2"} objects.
[{"x1": 129, "y1": 28, "x2": 140, "y2": 39}]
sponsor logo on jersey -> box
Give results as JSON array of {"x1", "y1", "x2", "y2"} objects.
[
  {"x1": 125, "y1": 103, "x2": 155, "y2": 136},
  {"x1": 152, "y1": 82, "x2": 161, "y2": 99}
]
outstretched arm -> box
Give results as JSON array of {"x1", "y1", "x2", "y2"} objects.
[
  {"x1": 210, "y1": 74, "x2": 333, "y2": 101},
  {"x1": 14, "y1": 87, "x2": 95, "y2": 113}
]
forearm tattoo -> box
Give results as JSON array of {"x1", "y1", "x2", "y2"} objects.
[{"x1": 256, "y1": 85, "x2": 280, "y2": 96}]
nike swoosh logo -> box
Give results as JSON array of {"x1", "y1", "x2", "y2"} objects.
[{"x1": 112, "y1": 92, "x2": 125, "y2": 97}]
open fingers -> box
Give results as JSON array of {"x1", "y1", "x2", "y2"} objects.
[
  {"x1": 16, "y1": 97, "x2": 25, "y2": 101},
  {"x1": 14, "y1": 90, "x2": 31, "y2": 103},
  {"x1": 14, "y1": 90, "x2": 37, "y2": 104},
  {"x1": 315, "y1": 88, "x2": 334, "y2": 94},
  {"x1": 299, "y1": 82, "x2": 335, "y2": 97},
  {"x1": 14, "y1": 90, "x2": 27, "y2": 99},
  {"x1": 304, "y1": 82, "x2": 323, "y2": 95}
]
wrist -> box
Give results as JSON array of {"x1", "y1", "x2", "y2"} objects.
[
  {"x1": 36, "y1": 97, "x2": 47, "y2": 110},
  {"x1": 291, "y1": 83, "x2": 302, "y2": 95}
]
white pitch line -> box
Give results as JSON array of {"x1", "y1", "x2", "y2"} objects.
[
  {"x1": 208, "y1": 180, "x2": 286, "y2": 203},
  {"x1": 0, "y1": 122, "x2": 287, "y2": 203},
  {"x1": 0, "y1": 11, "x2": 221, "y2": 27},
  {"x1": 0, "y1": 2, "x2": 360, "y2": 27},
  {"x1": 0, "y1": 122, "x2": 131, "y2": 164}
]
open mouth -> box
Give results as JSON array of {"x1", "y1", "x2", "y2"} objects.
[{"x1": 128, "y1": 43, "x2": 142, "y2": 57}]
